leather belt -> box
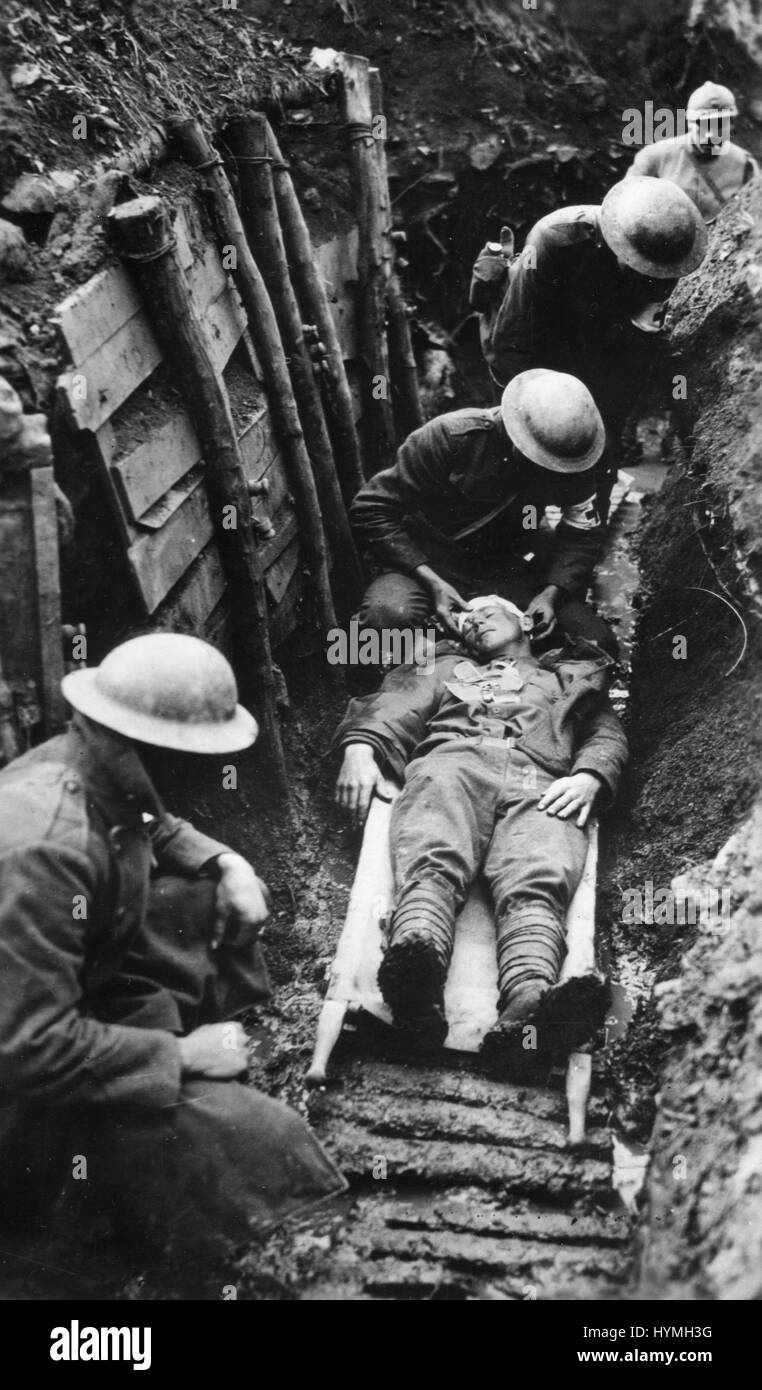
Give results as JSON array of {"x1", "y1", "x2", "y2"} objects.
[{"x1": 477, "y1": 719, "x2": 516, "y2": 748}]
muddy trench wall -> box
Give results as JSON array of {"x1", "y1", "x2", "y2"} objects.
[{"x1": 605, "y1": 180, "x2": 762, "y2": 1298}]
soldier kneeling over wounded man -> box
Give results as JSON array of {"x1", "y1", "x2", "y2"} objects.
[
  {"x1": 0, "y1": 633, "x2": 344, "y2": 1262},
  {"x1": 334, "y1": 596, "x2": 628, "y2": 1070}
]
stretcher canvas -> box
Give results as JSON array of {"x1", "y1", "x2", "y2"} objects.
[{"x1": 322, "y1": 783, "x2": 599, "y2": 1055}]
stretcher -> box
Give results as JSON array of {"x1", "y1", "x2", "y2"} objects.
[{"x1": 307, "y1": 781, "x2": 601, "y2": 1144}]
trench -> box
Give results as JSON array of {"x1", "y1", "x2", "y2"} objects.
[
  {"x1": 226, "y1": 445, "x2": 671, "y2": 1304},
  {"x1": 233, "y1": 33, "x2": 762, "y2": 1294},
  {"x1": 1, "y1": 0, "x2": 760, "y2": 1303}
]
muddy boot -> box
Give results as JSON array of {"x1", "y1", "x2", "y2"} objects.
[
  {"x1": 531, "y1": 970, "x2": 610, "y2": 1057},
  {"x1": 480, "y1": 980, "x2": 551, "y2": 1082},
  {"x1": 481, "y1": 912, "x2": 566, "y2": 1080},
  {"x1": 377, "y1": 881, "x2": 456, "y2": 1050}
]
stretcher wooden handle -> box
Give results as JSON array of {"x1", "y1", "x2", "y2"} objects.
[{"x1": 307, "y1": 782, "x2": 400, "y2": 1085}]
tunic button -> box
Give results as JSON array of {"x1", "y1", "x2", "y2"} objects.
[
  {"x1": 65, "y1": 779, "x2": 80, "y2": 793},
  {"x1": 115, "y1": 907, "x2": 126, "y2": 922}
]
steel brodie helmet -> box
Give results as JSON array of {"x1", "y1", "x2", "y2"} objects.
[
  {"x1": 601, "y1": 176, "x2": 707, "y2": 278},
  {"x1": 501, "y1": 369, "x2": 605, "y2": 474},
  {"x1": 62, "y1": 633, "x2": 258, "y2": 753}
]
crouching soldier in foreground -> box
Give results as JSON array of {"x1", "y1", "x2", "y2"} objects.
[
  {"x1": 334, "y1": 597, "x2": 627, "y2": 1071},
  {"x1": 0, "y1": 634, "x2": 344, "y2": 1263}
]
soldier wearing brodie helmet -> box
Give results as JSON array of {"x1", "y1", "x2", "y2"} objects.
[
  {"x1": 0, "y1": 633, "x2": 344, "y2": 1260},
  {"x1": 484, "y1": 177, "x2": 707, "y2": 517},
  {"x1": 351, "y1": 368, "x2": 618, "y2": 660}
]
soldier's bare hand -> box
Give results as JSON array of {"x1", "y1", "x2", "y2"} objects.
[
  {"x1": 415, "y1": 567, "x2": 468, "y2": 635},
  {"x1": 212, "y1": 853, "x2": 271, "y2": 949},
  {"x1": 538, "y1": 772, "x2": 601, "y2": 827},
  {"x1": 431, "y1": 578, "x2": 469, "y2": 635},
  {"x1": 179, "y1": 1022, "x2": 248, "y2": 1078},
  {"x1": 335, "y1": 743, "x2": 381, "y2": 828},
  {"x1": 526, "y1": 586, "x2": 559, "y2": 640}
]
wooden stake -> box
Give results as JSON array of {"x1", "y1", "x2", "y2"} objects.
[
  {"x1": 107, "y1": 194, "x2": 292, "y2": 805},
  {"x1": 225, "y1": 114, "x2": 363, "y2": 613},
  {"x1": 165, "y1": 118, "x2": 338, "y2": 643},
  {"x1": 30, "y1": 465, "x2": 66, "y2": 735},
  {"x1": 265, "y1": 119, "x2": 366, "y2": 504},
  {"x1": 337, "y1": 52, "x2": 397, "y2": 475},
  {"x1": 368, "y1": 67, "x2": 424, "y2": 440}
]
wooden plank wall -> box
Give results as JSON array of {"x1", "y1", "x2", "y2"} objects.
[{"x1": 53, "y1": 199, "x2": 359, "y2": 647}]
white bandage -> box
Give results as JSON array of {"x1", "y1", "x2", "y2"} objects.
[{"x1": 456, "y1": 594, "x2": 526, "y2": 634}]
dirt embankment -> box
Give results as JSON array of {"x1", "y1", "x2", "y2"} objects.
[{"x1": 603, "y1": 180, "x2": 762, "y2": 1297}]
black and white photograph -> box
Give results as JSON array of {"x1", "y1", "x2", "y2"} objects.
[{"x1": 0, "y1": 0, "x2": 760, "y2": 1327}]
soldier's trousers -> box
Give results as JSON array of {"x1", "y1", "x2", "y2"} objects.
[
  {"x1": 389, "y1": 742, "x2": 590, "y2": 1010},
  {"x1": 0, "y1": 876, "x2": 345, "y2": 1262}
]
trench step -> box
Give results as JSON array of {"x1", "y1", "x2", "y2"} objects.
[
  {"x1": 353, "y1": 1224, "x2": 626, "y2": 1280},
  {"x1": 325, "y1": 1057, "x2": 612, "y2": 1121},
  {"x1": 326, "y1": 1120, "x2": 614, "y2": 1197},
  {"x1": 365, "y1": 1193, "x2": 630, "y2": 1246},
  {"x1": 313, "y1": 1091, "x2": 610, "y2": 1156}
]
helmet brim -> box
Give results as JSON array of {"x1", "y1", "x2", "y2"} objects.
[
  {"x1": 501, "y1": 368, "x2": 606, "y2": 473},
  {"x1": 600, "y1": 180, "x2": 708, "y2": 279},
  {"x1": 62, "y1": 669, "x2": 259, "y2": 754}
]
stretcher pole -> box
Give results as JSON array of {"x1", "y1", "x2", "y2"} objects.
[
  {"x1": 307, "y1": 784, "x2": 398, "y2": 1085},
  {"x1": 566, "y1": 1052, "x2": 593, "y2": 1147},
  {"x1": 560, "y1": 822, "x2": 601, "y2": 1145}
]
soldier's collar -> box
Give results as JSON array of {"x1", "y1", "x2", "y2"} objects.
[{"x1": 70, "y1": 716, "x2": 164, "y2": 825}]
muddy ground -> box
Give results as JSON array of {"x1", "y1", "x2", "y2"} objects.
[{"x1": 1, "y1": 0, "x2": 761, "y2": 1300}]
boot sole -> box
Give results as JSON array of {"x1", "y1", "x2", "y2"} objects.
[
  {"x1": 377, "y1": 935, "x2": 448, "y2": 1048},
  {"x1": 480, "y1": 1015, "x2": 553, "y2": 1083},
  {"x1": 481, "y1": 972, "x2": 610, "y2": 1079},
  {"x1": 532, "y1": 971, "x2": 610, "y2": 1055}
]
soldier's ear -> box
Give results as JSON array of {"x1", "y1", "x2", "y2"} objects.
[{"x1": 520, "y1": 615, "x2": 534, "y2": 633}]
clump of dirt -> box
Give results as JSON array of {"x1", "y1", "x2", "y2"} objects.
[{"x1": 1, "y1": 1, "x2": 311, "y2": 182}]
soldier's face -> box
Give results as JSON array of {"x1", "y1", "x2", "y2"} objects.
[
  {"x1": 136, "y1": 742, "x2": 200, "y2": 798},
  {"x1": 510, "y1": 444, "x2": 556, "y2": 498},
  {"x1": 615, "y1": 260, "x2": 676, "y2": 311},
  {"x1": 462, "y1": 603, "x2": 524, "y2": 656},
  {"x1": 690, "y1": 114, "x2": 732, "y2": 153}
]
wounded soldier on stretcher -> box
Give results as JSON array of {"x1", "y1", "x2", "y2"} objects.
[{"x1": 334, "y1": 595, "x2": 628, "y2": 1070}]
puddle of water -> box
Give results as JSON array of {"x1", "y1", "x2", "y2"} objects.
[
  {"x1": 594, "y1": 461, "x2": 668, "y2": 669},
  {"x1": 602, "y1": 979, "x2": 636, "y2": 1045},
  {"x1": 595, "y1": 452, "x2": 669, "y2": 1210},
  {"x1": 612, "y1": 1135, "x2": 650, "y2": 1210}
]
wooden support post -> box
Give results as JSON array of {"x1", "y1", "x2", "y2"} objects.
[
  {"x1": 30, "y1": 465, "x2": 66, "y2": 734},
  {"x1": 165, "y1": 117, "x2": 338, "y2": 642},
  {"x1": 265, "y1": 120, "x2": 366, "y2": 504},
  {"x1": 337, "y1": 52, "x2": 397, "y2": 475},
  {"x1": 0, "y1": 655, "x2": 19, "y2": 767},
  {"x1": 224, "y1": 115, "x2": 363, "y2": 614},
  {"x1": 368, "y1": 67, "x2": 424, "y2": 440},
  {"x1": 1, "y1": 380, "x2": 65, "y2": 741},
  {"x1": 107, "y1": 194, "x2": 292, "y2": 805}
]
